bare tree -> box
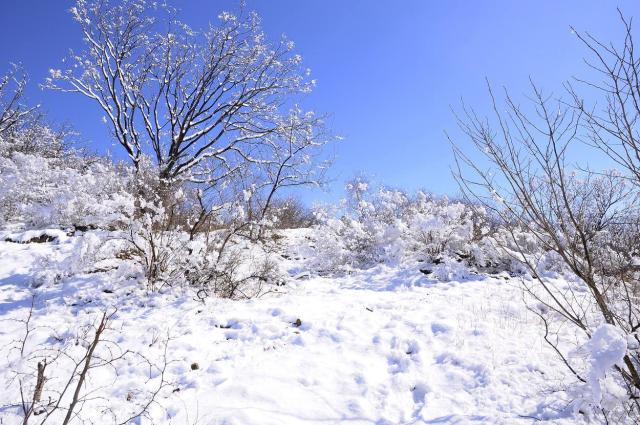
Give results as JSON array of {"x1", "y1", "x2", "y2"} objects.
[
  {"x1": 568, "y1": 11, "x2": 640, "y2": 186},
  {"x1": 0, "y1": 64, "x2": 35, "y2": 136},
  {"x1": 4, "y1": 305, "x2": 171, "y2": 425},
  {"x1": 451, "y1": 77, "x2": 640, "y2": 419}
]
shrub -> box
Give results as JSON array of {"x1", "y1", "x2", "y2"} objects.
[
  {"x1": 311, "y1": 179, "x2": 504, "y2": 273},
  {"x1": 0, "y1": 133, "x2": 135, "y2": 229}
]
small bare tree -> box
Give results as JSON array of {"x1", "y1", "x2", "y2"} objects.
[
  {"x1": 0, "y1": 65, "x2": 63, "y2": 158},
  {"x1": 0, "y1": 64, "x2": 34, "y2": 136},
  {"x1": 450, "y1": 13, "x2": 640, "y2": 418},
  {"x1": 4, "y1": 304, "x2": 171, "y2": 425}
]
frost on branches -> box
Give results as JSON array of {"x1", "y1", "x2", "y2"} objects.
[{"x1": 311, "y1": 178, "x2": 506, "y2": 277}]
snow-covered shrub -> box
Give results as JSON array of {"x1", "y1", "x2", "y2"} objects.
[
  {"x1": 269, "y1": 197, "x2": 317, "y2": 229},
  {"x1": 430, "y1": 256, "x2": 472, "y2": 282},
  {"x1": 31, "y1": 231, "x2": 105, "y2": 288},
  {"x1": 184, "y1": 215, "x2": 286, "y2": 299},
  {"x1": 565, "y1": 324, "x2": 631, "y2": 421},
  {"x1": 182, "y1": 238, "x2": 283, "y2": 299},
  {"x1": 483, "y1": 227, "x2": 546, "y2": 275},
  {"x1": 0, "y1": 127, "x2": 134, "y2": 229},
  {"x1": 311, "y1": 179, "x2": 503, "y2": 273},
  {"x1": 118, "y1": 160, "x2": 188, "y2": 290},
  {"x1": 127, "y1": 220, "x2": 284, "y2": 297},
  {"x1": 120, "y1": 166, "x2": 286, "y2": 296}
]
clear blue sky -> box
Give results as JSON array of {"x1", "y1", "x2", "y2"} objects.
[{"x1": 1, "y1": 1, "x2": 637, "y2": 202}]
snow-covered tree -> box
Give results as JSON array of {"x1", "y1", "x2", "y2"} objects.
[{"x1": 46, "y1": 0, "x2": 329, "y2": 220}]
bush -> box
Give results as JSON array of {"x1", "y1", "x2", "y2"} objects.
[
  {"x1": 270, "y1": 197, "x2": 317, "y2": 229},
  {"x1": 311, "y1": 179, "x2": 505, "y2": 273},
  {"x1": 0, "y1": 130, "x2": 135, "y2": 229}
]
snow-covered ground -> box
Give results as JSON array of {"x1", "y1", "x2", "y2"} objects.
[{"x1": 0, "y1": 229, "x2": 585, "y2": 424}]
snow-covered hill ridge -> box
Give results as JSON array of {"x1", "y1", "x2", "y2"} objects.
[{"x1": 0, "y1": 228, "x2": 621, "y2": 424}]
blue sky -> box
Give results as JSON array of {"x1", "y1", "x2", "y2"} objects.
[{"x1": 1, "y1": 1, "x2": 637, "y2": 202}]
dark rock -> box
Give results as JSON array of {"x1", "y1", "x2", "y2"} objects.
[
  {"x1": 5, "y1": 234, "x2": 56, "y2": 244},
  {"x1": 73, "y1": 224, "x2": 96, "y2": 233}
]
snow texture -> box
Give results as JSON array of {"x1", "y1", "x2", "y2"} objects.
[{"x1": 0, "y1": 228, "x2": 619, "y2": 424}]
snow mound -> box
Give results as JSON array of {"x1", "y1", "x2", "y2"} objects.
[{"x1": 577, "y1": 324, "x2": 628, "y2": 408}]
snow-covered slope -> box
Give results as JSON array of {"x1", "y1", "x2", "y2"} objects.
[{"x1": 0, "y1": 229, "x2": 585, "y2": 424}]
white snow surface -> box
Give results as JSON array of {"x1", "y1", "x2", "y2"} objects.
[{"x1": 0, "y1": 228, "x2": 599, "y2": 424}]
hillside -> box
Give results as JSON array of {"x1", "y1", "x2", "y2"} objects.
[{"x1": 0, "y1": 228, "x2": 584, "y2": 424}]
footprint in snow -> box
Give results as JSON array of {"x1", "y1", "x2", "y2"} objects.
[
  {"x1": 435, "y1": 352, "x2": 490, "y2": 388},
  {"x1": 386, "y1": 338, "x2": 422, "y2": 373},
  {"x1": 269, "y1": 307, "x2": 283, "y2": 317},
  {"x1": 430, "y1": 322, "x2": 451, "y2": 335},
  {"x1": 411, "y1": 382, "x2": 430, "y2": 404}
]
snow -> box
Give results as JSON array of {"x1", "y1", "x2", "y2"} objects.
[
  {"x1": 576, "y1": 324, "x2": 628, "y2": 407},
  {"x1": 0, "y1": 229, "x2": 616, "y2": 424},
  {"x1": 1, "y1": 228, "x2": 69, "y2": 244}
]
